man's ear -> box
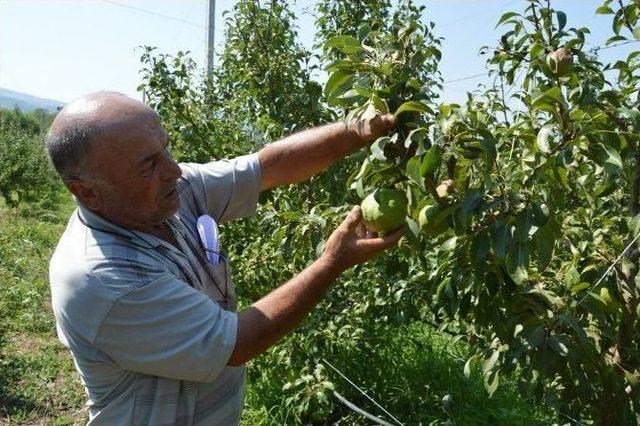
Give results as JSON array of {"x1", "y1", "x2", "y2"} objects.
[{"x1": 66, "y1": 178, "x2": 102, "y2": 211}]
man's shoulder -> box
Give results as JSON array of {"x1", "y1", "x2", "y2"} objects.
[{"x1": 50, "y1": 211, "x2": 167, "y2": 344}]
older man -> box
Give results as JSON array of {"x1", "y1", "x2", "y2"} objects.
[{"x1": 47, "y1": 92, "x2": 401, "y2": 425}]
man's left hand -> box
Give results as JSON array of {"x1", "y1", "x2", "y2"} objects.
[{"x1": 349, "y1": 114, "x2": 396, "y2": 145}]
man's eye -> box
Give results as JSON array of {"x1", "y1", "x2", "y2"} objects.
[{"x1": 142, "y1": 161, "x2": 156, "y2": 176}]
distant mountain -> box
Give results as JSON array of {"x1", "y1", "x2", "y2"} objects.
[{"x1": 0, "y1": 88, "x2": 64, "y2": 113}]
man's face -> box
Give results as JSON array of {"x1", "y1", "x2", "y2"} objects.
[{"x1": 89, "y1": 112, "x2": 183, "y2": 230}]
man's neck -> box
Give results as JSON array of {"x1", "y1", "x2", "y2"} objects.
[
  {"x1": 81, "y1": 202, "x2": 178, "y2": 247},
  {"x1": 147, "y1": 222, "x2": 179, "y2": 247}
]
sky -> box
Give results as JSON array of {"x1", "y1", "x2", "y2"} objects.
[{"x1": 0, "y1": 0, "x2": 636, "y2": 105}]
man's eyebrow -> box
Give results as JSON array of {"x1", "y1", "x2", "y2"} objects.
[
  {"x1": 136, "y1": 153, "x2": 156, "y2": 167},
  {"x1": 135, "y1": 135, "x2": 169, "y2": 167}
]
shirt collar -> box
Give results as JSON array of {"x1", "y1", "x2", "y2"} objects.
[{"x1": 75, "y1": 200, "x2": 170, "y2": 249}]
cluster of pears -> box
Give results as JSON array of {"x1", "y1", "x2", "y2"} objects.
[{"x1": 360, "y1": 180, "x2": 454, "y2": 235}]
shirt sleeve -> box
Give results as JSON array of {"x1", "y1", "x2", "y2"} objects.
[
  {"x1": 95, "y1": 273, "x2": 238, "y2": 383},
  {"x1": 179, "y1": 153, "x2": 262, "y2": 224}
]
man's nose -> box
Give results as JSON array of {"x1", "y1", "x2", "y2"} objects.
[{"x1": 161, "y1": 153, "x2": 182, "y2": 181}]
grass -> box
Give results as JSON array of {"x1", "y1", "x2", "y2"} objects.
[
  {"x1": 0, "y1": 194, "x2": 87, "y2": 424},
  {"x1": 1, "y1": 196, "x2": 554, "y2": 425},
  {"x1": 242, "y1": 322, "x2": 554, "y2": 425}
]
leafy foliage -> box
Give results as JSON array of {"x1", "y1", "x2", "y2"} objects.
[
  {"x1": 135, "y1": 0, "x2": 640, "y2": 423},
  {"x1": 0, "y1": 109, "x2": 60, "y2": 207},
  {"x1": 324, "y1": 0, "x2": 640, "y2": 423}
]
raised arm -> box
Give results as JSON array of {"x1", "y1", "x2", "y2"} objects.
[{"x1": 257, "y1": 115, "x2": 396, "y2": 191}]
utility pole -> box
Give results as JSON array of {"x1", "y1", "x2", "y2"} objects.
[{"x1": 206, "y1": 0, "x2": 216, "y2": 78}]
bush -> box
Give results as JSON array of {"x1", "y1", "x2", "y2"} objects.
[{"x1": 0, "y1": 122, "x2": 60, "y2": 207}]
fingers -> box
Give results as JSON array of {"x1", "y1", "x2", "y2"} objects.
[
  {"x1": 369, "y1": 114, "x2": 396, "y2": 133},
  {"x1": 355, "y1": 221, "x2": 366, "y2": 238},
  {"x1": 379, "y1": 113, "x2": 396, "y2": 129},
  {"x1": 358, "y1": 226, "x2": 404, "y2": 251},
  {"x1": 343, "y1": 206, "x2": 363, "y2": 231}
]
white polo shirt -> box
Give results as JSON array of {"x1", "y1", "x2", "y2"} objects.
[{"x1": 50, "y1": 154, "x2": 261, "y2": 425}]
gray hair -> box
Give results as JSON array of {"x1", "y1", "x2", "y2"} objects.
[{"x1": 45, "y1": 121, "x2": 97, "y2": 181}]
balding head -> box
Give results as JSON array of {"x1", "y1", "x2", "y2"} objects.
[
  {"x1": 46, "y1": 91, "x2": 158, "y2": 181},
  {"x1": 45, "y1": 91, "x2": 182, "y2": 232}
]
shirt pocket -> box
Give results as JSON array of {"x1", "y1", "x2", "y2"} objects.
[{"x1": 200, "y1": 258, "x2": 237, "y2": 311}]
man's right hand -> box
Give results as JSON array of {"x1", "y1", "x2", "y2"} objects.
[{"x1": 321, "y1": 206, "x2": 404, "y2": 274}]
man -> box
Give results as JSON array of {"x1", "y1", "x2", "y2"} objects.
[{"x1": 47, "y1": 92, "x2": 402, "y2": 425}]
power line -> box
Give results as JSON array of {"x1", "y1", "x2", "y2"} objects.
[
  {"x1": 594, "y1": 39, "x2": 640, "y2": 51},
  {"x1": 443, "y1": 72, "x2": 489, "y2": 84},
  {"x1": 99, "y1": 0, "x2": 205, "y2": 28}
]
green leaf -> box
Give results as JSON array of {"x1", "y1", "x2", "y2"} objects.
[
  {"x1": 634, "y1": 27, "x2": 640, "y2": 40},
  {"x1": 625, "y1": 370, "x2": 640, "y2": 387},
  {"x1": 526, "y1": 327, "x2": 545, "y2": 349},
  {"x1": 548, "y1": 335, "x2": 569, "y2": 356},
  {"x1": 532, "y1": 87, "x2": 564, "y2": 109},
  {"x1": 529, "y1": 42, "x2": 545, "y2": 60},
  {"x1": 514, "y1": 324, "x2": 524, "y2": 337},
  {"x1": 570, "y1": 282, "x2": 590, "y2": 294},
  {"x1": 457, "y1": 189, "x2": 482, "y2": 232},
  {"x1": 507, "y1": 214, "x2": 530, "y2": 284},
  {"x1": 361, "y1": 102, "x2": 377, "y2": 121},
  {"x1": 464, "y1": 355, "x2": 477, "y2": 378},
  {"x1": 507, "y1": 242, "x2": 529, "y2": 284},
  {"x1": 435, "y1": 278, "x2": 451, "y2": 304},
  {"x1": 405, "y1": 217, "x2": 421, "y2": 243},
  {"x1": 491, "y1": 221, "x2": 510, "y2": 261},
  {"x1": 606, "y1": 35, "x2": 627, "y2": 45},
  {"x1": 482, "y1": 350, "x2": 499, "y2": 376},
  {"x1": 440, "y1": 236, "x2": 458, "y2": 251},
  {"x1": 471, "y1": 231, "x2": 490, "y2": 267},
  {"x1": 599, "y1": 144, "x2": 623, "y2": 174},
  {"x1": 406, "y1": 155, "x2": 423, "y2": 186},
  {"x1": 325, "y1": 35, "x2": 362, "y2": 54},
  {"x1": 420, "y1": 145, "x2": 442, "y2": 178},
  {"x1": 484, "y1": 370, "x2": 500, "y2": 397},
  {"x1": 531, "y1": 203, "x2": 550, "y2": 227},
  {"x1": 352, "y1": 157, "x2": 371, "y2": 182},
  {"x1": 627, "y1": 214, "x2": 640, "y2": 237},
  {"x1": 496, "y1": 11, "x2": 520, "y2": 27},
  {"x1": 405, "y1": 128, "x2": 427, "y2": 148},
  {"x1": 325, "y1": 70, "x2": 354, "y2": 102},
  {"x1": 370, "y1": 136, "x2": 389, "y2": 161},
  {"x1": 556, "y1": 11, "x2": 567, "y2": 31},
  {"x1": 536, "y1": 125, "x2": 553, "y2": 153},
  {"x1": 393, "y1": 100, "x2": 431, "y2": 117},
  {"x1": 370, "y1": 93, "x2": 389, "y2": 114},
  {"x1": 535, "y1": 220, "x2": 556, "y2": 271},
  {"x1": 477, "y1": 130, "x2": 498, "y2": 164},
  {"x1": 595, "y1": 6, "x2": 614, "y2": 14}
]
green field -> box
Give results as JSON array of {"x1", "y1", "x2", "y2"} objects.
[{"x1": 0, "y1": 195, "x2": 553, "y2": 425}]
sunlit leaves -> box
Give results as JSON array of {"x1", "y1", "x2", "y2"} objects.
[
  {"x1": 324, "y1": 35, "x2": 363, "y2": 54},
  {"x1": 393, "y1": 100, "x2": 433, "y2": 117}
]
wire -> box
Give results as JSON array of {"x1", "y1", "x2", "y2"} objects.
[
  {"x1": 594, "y1": 39, "x2": 640, "y2": 51},
  {"x1": 443, "y1": 72, "x2": 489, "y2": 84},
  {"x1": 332, "y1": 390, "x2": 396, "y2": 426},
  {"x1": 321, "y1": 358, "x2": 404, "y2": 426},
  {"x1": 99, "y1": 0, "x2": 205, "y2": 28},
  {"x1": 576, "y1": 231, "x2": 640, "y2": 306}
]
